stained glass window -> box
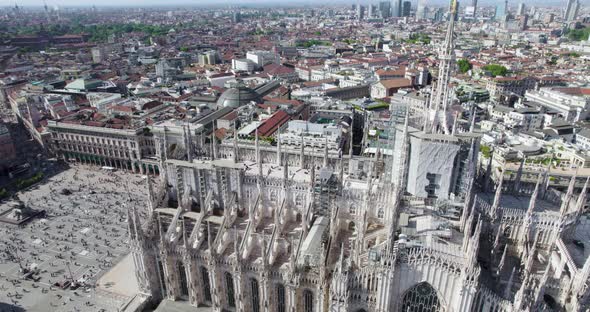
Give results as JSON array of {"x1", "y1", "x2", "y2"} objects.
[
  {"x1": 251, "y1": 278, "x2": 260, "y2": 312},
  {"x1": 277, "y1": 284, "x2": 286, "y2": 312},
  {"x1": 304, "y1": 289, "x2": 314, "y2": 312},
  {"x1": 401, "y1": 282, "x2": 441, "y2": 312},
  {"x1": 201, "y1": 267, "x2": 212, "y2": 302},
  {"x1": 178, "y1": 262, "x2": 189, "y2": 297},
  {"x1": 225, "y1": 272, "x2": 235, "y2": 307}
]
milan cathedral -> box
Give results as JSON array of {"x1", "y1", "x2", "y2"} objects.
[{"x1": 127, "y1": 1, "x2": 590, "y2": 311}]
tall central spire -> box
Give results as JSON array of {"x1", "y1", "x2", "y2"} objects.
[{"x1": 426, "y1": 0, "x2": 458, "y2": 134}]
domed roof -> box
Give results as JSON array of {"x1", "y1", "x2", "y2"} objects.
[{"x1": 217, "y1": 81, "x2": 262, "y2": 108}]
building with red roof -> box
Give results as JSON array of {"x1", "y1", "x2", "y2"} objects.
[{"x1": 257, "y1": 110, "x2": 291, "y2": 137}]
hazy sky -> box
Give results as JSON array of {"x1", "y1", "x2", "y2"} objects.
[{"x1": 7, "y1": 0, "x2": 590, "y2": 7}]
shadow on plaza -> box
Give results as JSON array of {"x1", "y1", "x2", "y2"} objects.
[
  {"x1": 0, "y1": 302, "x2": 26, "y2": 312},
  {"x1": 0, "y1": 159, "x2": 71, "y2": 203},
  {"x1": 0, "y1": 120, "x2": 72, "y2": 193}
]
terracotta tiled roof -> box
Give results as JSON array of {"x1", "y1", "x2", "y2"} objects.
[
  {"x1": 555, "y1": 88, "x2": 590, "y2": 96},
  {"x1": 257, "y1": 110, "x2": 290, "y2": 137},
  {"x1": 110, "y1": 105, "x2": 136, "y2": 113},
  {"x1": 375, "y1": 68, "x2": 405, "y2": 77},
  {"x1": 219, "y1": 111, "x2": 238, "y2": 121},
  {"x1": 378, "y1": 78, "x2": 413, "y2": 89}
]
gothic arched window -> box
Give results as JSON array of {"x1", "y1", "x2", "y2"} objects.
[
  {"x1": 251, "y1": 278, "x2": 260, "y2": 312},
  {"x1": 277, "y1": 284, "x2": 286, "y2": 312},
  {"x1": 303, "y1": 289, "x2": 314, "y2": 312},
  {"x1": 401, "y1": 282, "x2": 441, "y2": 312},
  {"x1": 295, "y1": 194, "x2": 303, "y2": 207},
  {"x1": 377, "y1": 208, "x2": 384, "y2": 219},
  {"x1": 201, "y1": 267, "x2": 212, "y2": 302},
  {"x1": 504, "y1": 226, "x2": 512, "y2": 238},
  {"x1": 157, "y1": 259, "x2": 167, "y2": 295},
  {"x1": 349, "y1": 204, "x2": 356, "y2": 215},
  {"x1": 225, "y1": 272, "x2": 235, "y2": 307},
  {"x1": 178, "y1": 262, "x2": 189, "y2": 297}
]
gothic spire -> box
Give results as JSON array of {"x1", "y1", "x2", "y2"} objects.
[
  {"x1": 255, "y1": 127, "x2": 263, "y2": 178},
  {"x1": 490, "y1": 165, "x2": 504, "y2": 221},
  {"x1": 207, "y1": 221, "x2": 213, "y2": 253},
  {"x1": 283, "y1": 154, "x2": 289, "y2": 188},
  {"x1": 182, "y1": 125, "x2": 188, "y2": 157},
  {"x1": 451, "y1": 112, "x2": 458, "y2": 135},
  {"x1": 504, "y1": 267, "x2": 515, "y2": 299},
  {"x1": 323, "y1": 137, "x2": 329, "y2": 168},
  {"x1": 146, "y1": 176, "x2": 154, "y2": 211},
  {"x1": 233, "y1": 225, "x2": 239, "y2": 258},
  {"x1": 527, "y1": 173, "x2": 543, "y2": 218},
  {"x1": 460, "y1": 193, "x2": 474, "y2": 233},
  {"x1": 560, "y1": 171, "x2": 577, "y2": 216},
  {"x1": 335, "y1": 243, "x2": 347, "y2": 275},
  {"x1": 469, "y1": 106, "x2": 476, "y2": 132},
  {"x1": 426, "y1": 0, "x2": 458, "y2": 134},
  {"x1": 467, "y1": 216, "x2": 482, "y2": 270},
  {"x1": 466, "y1": 138, "x2": 476, "y2": 176},
  {"x1": 574, "y1": 247, "x2": 590, "y2": 294},
  {"x1": 393, "y1": 109, "x2": 410, "y2": 191},
  {"x1": 575, "y1": 177, "x2": 589, "y2": 219},
  {"x1": 533, "y1": 262, "x2": 552, "y2": 308},
  {"x1": 462, "y1": 211, "x2": 476, "y2": 251},
  {"x1": 248, "y1": 199, "x2": 255, "y2": 223},
  {"x1": 261, "y1": 231, "x2": 268, "y2": 267},
  {"x1": 493, "y1": 224, "x2": 503, "y2": 252},
  {"x1": 483, "y1": 149, "x2": 494, "y2": 191},
  {"x1": 300, "y1": 132, "x2": 305, "y2": 168},
  {"x1": 276, "y1": 126, "x2": 282, "y2": 166},
  {"x1": 513, "y1": 156, "x2": 525, "y2": 193},
  {"x1": 162, "y1": 126, "x2": 169, "y2": 161},
  {"x1": 210, "y1": 131, "x2": 217, "y2": 161},
  {"x1": 127, "y1": 206, "x2": 137, "y2": 240},
  {"x1": 496, "y1": 244, "x2": 507, "y2": 276},
  {"x1": 255, "y1": 127, "x2": 260, "y2": 163},
  {"x1": 349, "y1": 109, "x2": 354, "y2": 158},
  {"x1": 338, "y1": 156, "x2": 344, "y2": 192},
  {"x1": 186, "y1": 124, "x2": 193, "y2": 162},
  {"x1": 521, "y1": 176, "x2": 541, "y2": 245},
  {"x1": 524, "y1": 233, "x2": 539, "y2": 274},
  {"x1": 539, "y1": 160, "x2": 552, "y2": 199},
  {"x1": 310, "y1": 162, "x2": 316, "y2": 188},
  {"x1": 233, "y1": 122, "x2": 239, "y2": 162}
]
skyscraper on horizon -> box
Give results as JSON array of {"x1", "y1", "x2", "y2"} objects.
[
  {"x1": 416, "y1": 0, "x2": 426, "y2": 20},
  {"x1": 495, "y1": 0, "x2": 508, "y2": 21},
  {"x1": 402, "y1": 1, "x2": 411, "y2": 17},
  {"x1": 517, "y1": 2, "x2": 525, "y2": 16},
  {"x1": 379, "y1": 1, "x2": 392, "y2": 18},
  {"x1": 565, "y1": 0, "x2": 580, "y2": 21},
  {"x1": 357, "y1": 4, "x2": 365, "y2": 20},
  {"x1": 392, "y1": 0, "x2": 403, "y2": 17}
]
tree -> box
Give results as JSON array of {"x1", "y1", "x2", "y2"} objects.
[
  {"x1": 566, "y1": 27, "x2": 590, "y2": 41},
  {"x1": 483, "y1": 64, "x2": 508, "y2": 77},
  {"x1": 457, "y1": 59, "x2": 472, "y2": 74},
  {"x1": 405, "y1": 33, "x2": 431, "y2": 44},
  {"x1": 480, "y1": 145, "x2": 492, "y2": 158}
]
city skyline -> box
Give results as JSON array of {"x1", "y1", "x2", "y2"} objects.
[{"x1": 5, "y1": 0, "x2": 590, "y2": 8}]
